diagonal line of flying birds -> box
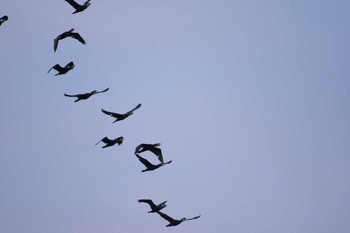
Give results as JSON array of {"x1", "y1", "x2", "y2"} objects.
[{"x1": 1, "y1": 0, "x2": 202, "y2": 228}]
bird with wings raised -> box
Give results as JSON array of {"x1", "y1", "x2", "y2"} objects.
[
  {"x1": 156, "y1": 211, "x2": 200, "y2": 227},
  {"x1": 64, "y1": 88, "x2": 109, "y2": 102},
  {"x1": 95, "y1": 136, "x2": 123, "y2": 148},
  {"x1": 48, "y1": 61, "x2": 74, "y2": 76},
  {"x1": 135, "y1": 143, "x2": 164, "y2": 163},
  {"x1": 54, "y1": 28, "x2": 86, "y2": 52},
  {"x1": 135, "y1": 154, "x2": 172, "y2": 172},
  {"x1": 101, "y1": 103, "x2": 141, "y2": 123},
  {"x1": 138, "y1": 199, "x2": 167, "y2": 213},
  {"x1": 64, "y1": 0, "x2": 91, "y2": 14}
]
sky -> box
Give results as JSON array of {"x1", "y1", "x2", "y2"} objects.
[{"x1": 1, "y1": 0, "x2": 350, "y2": 232}]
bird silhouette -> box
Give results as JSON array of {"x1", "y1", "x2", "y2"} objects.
[
  {"x1": 135, "y1": 154, "x2": 172, "y2": 172},
  {"x1": 156, "y1": 211, "x2": 200, "y2": 227},
  {"x1": 48, "y1": 61, "x2": 75, "y2": 76},
  {"x1": 54, "y1": 28, "x2": 86, "y2": 52},
  {"x1": 64, "y1": 87, "x2": 109, "y2": 102},
  {"x1": 64, "y1": 0, "x2": 91, "y2": 14},
  {"x1": 135, "y1": 143, "x2": 163, "y2": 163},
  {"x1": 95, "y1": 136, "x2": 123, "y2": 148},
  {"x1": 138, "y1": 199, "x2": 167, "y2": 213},
  {"x1": 0, "y1": 15, "x2": 8, "y2": 26},
  {"x1": 101, "y1": 103, "x2": 141, "y2": 123}
]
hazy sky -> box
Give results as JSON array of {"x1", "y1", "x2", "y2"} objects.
[{"x1": 1, "y1": 1, "x2": 350, "y2": 233}]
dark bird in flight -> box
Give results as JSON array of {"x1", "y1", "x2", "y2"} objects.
[
  {"x1": 54, "y1": 28, "x2": 86, "y2": 52},
  {"x1": 0, "y1": 15, "x2": 8, "y2": 26},
  {"x1": 64, "y1": 87, "x2": 109, "y2": 102},
  {"x1": 101, "y1": 103, "x2": 142, "y2": 123},
  {"x1": 138, "y1": 199, "x2": 167, "y2": 213},
  {"x1": 64, "y1": 0, "x2": 91, "y2": 14},
  {"x1": 48, "y1": 61, "x2": 74, "y2": 76},
  {"x1": 95, "y1": 136, "x2": 123, "y2": 148},
  {"x1": 135, "y1": 143, "x2": 163, "y2": 163},
  {"x1": 135, "y1": 154, "x2": 172, "y2": 172},
  {"x1": 156, "y1": 211, "x2": 201, "y2": 227}
]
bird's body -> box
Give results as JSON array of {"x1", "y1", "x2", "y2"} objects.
[
  {"x1": 96, "y1": 136, "x2": 123, "y2": 148},
  {"x1": 54, "y1": 28, "x2": 86, "y2": 52},
  {"x1": 48, "y1": 62, "x2": 75, "y2": 76},
  {"x1": 64, "y1": 0, "x2": 91, "y2": 14},
  {"x1": 157, "y1": 211, "x2": 201, "y2": 227},
  {"x1": 138, "y1": 199, "x2": 167, "y2": 213},
  {"x1": 135, "y1": 154, "x2": 172, "y2": 172},
  {"x1": 101, "y1": 103, "x2": 142, "y2": 123},
  {"x1": 135, "y1": 143, "x2": 163, "y2": 163},
  {"x1": 64, "y1": 87, "x2": 109, "y2": 102},
  {"x1": 0, "y1": 15, "x2": 8, "y2": 26}
]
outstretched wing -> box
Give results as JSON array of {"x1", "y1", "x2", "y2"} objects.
[
  {"x1": 95, "y1": 137, "x2": 112, "y2": 145},
  {"x1": 136, "y1": 154, "x2": 155, "y2": 168},
  {"x1": 53, "y1": 37, "x2": 59, "y2": 52},
  {"x1": 101, "y1": 108, "x2": 122, "y2": 118},
  {"x1": 96, "y1": 87, "x2": 109, "y2": 94},
  {"x1": 157, "y1": 211, "x2": 176, "y2": 223},
  {"x1": 70, "y1": 32, "x2": 86, "y2": 45},
  {"x1": 127, "y1": 103, "x2": 142, "y2": 114},
  {"x1": 150, "y1": 147, "x2": 163, "y2": 163},
  {"x1": 64, "y1": 0, "x2": 81, "y2": 10},
  {"x1": 138, "y1": 199, "x2": 157, "y2": 209},
  {"x1": 64, "y1": 93, "x2": 80, "y2": 98},
  {"x1": 48, "y1": 64, "x2": 63, "y2": 73}
]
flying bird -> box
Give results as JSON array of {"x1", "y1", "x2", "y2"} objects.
[
  {"x1": 48, "y1": 61, "x2": 74, "y2": 76},
  {"x1": 135, "y1": 143, "x2": 163, "y2": 163},
  {"x1": 101, "y1": 103, "x2": 142, "y2": 123},
  {"x1": 64, "y1": 0, "x2": 91, "y2": 14},
  {"x1": 0, "y1": 15, "x2": 8, "y2": 26},
  {"x1": 135, "y1": 154, "x2": 172, "y2": 172},
  {"x1": 156, "y1": 211, "x2": 200, "y2": 227},
  {"x1": 54, "y1": 28, "x2": 86, "y2": 52},
  {"x1": 64, "y1": 87, "x2": 109, "y2": 102},
  {"x1": 95, "y1": 136, "x2": 123, "y2": 148},
  {"x1": 138, "y1": 199, "x2": 167, "y2": 213}
]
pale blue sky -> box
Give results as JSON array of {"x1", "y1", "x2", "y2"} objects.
[{"x1": 1, "y1": 1, "x2": 350, "y2": 233}]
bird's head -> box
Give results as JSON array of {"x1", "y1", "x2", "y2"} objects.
[
  {"x1": 91, "y1": 90, "x2": 97, "y2": 94},
  {"x1": 85, "y1": 0, "x2": 91, "y2": 6},
  {"x1": 69, "y1": 62, "x2": 75, "y2": 69},
  {"x1": 117, "y1": 137, "x2": 124, "y2": 145},
  {"x1": 181, "y1": 218, "x2": 187, "y2": 222},
  {"x1": 69, "y1": 28, "x2": 75, "y2": 32}
]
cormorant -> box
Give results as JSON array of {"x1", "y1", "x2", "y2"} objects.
[
  {"x1": 135, "y1": 143, "x2": 163, "y2": 163},
  {"x1": 0, "y1": 15, "x2": 8, "y2": 26},
  {"x1": 156, "y1": 211, "x2": 200, "y2": 227},
  {"x1": 138, "y1": 199, "x2": 167, "y2": 213},
  {"x1": 48, "y1": 61, "x2": 74, "y2": 76},
  {"x1": 54, "y1": 28, "x2": 86, "y2": 52},
  {"x1": 101, "y1": 103, "x2": 141, "y2": 123},
  {"x1": 64, "y1": 0, "x2": 91, "y2": 14},
  {"x1": 135, "y1": 154, "x2": 172, "y2": 172},
  {"x1": 64, "y1": 87, "x2": 109, "y2": 102},
  {"x1": 95, "y1": 136, "x2": 123, "y2": 148}
]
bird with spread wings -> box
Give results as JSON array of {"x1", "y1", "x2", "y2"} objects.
[
  {"x1": 101, "y1": 103, "x2": 142, "y2": 123},
  {"x1": 48, "y1": 61, "x2": 75, "y2": 76},
  {"x1": 64, "y1": 0, "x2": 91, "y2": 14},
  {"x1": 64, "y1": 88, "x2": 109, "y2": 102},
  {"x1": 54, "y1": 28, "x2": 86, "y2": 52}
]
